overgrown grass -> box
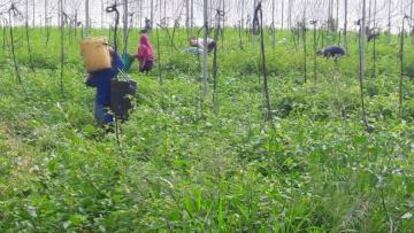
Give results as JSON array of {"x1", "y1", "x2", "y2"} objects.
[{"x1": 0, "y1": 27, "x2": 414, "y2": 232}]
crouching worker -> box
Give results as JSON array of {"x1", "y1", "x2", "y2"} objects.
[
  {"x1": 135, "y1": 30, "x2": 154, "y2": 73},
  {"x1": 190, "y1": 37, "x2": 216, "y2": 53},
  {"x1": 84, "y1": 47, "x2": 124, "y2": 125},
  {"x1": 317, "y1": 45, "x2": 346, "y2": 59}
]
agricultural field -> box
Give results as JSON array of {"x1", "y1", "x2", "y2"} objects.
[{"x1": 1, "y1": 25, "x2": 414, "y2": 232}]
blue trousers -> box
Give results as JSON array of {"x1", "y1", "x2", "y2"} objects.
[{"x1": 95, "y1": 103, "x2": 114, "y2": 124}]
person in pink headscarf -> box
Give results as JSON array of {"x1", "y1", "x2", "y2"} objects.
[{"x1": 135, "y1": 30, "x2": 154, "y2": 73}]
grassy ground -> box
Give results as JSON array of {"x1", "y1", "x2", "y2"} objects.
[{"x1": 1, "y1": 26, "x2": 414, "y2": 232}]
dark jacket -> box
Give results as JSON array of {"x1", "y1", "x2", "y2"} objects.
[
  {"x1": 320, "y1": 46, "x2": 346, "y2": 58},
  {"x1": 86, "y1": 52, "x2": 124, "y2": 106}
]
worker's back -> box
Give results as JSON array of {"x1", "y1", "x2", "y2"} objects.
[{"x1": 321, "y1": 46, "x2": 346, "y2": 58}]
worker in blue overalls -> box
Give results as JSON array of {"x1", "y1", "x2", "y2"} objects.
[{"x1": 85, "y1": 47, "x2": 124, "y2": 125}]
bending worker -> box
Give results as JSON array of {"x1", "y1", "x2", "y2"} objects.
[
  {"x1": 135, "y1": 30, "x2": 154, "y2": 73},
  {"x1": 190, "y1": 37, "x2": 216, "y2": 53}
]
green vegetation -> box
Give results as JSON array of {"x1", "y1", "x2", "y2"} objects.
[{"x1": 1, "y1": 27, "x2": 414, "y2": 232}]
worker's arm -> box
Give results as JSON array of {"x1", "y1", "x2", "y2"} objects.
[
  {"x1": 112, "y1": 52, "x2": 125, "y2": 71},
  {"x1": 85, "y1": 73, "x2": 97, "y2": 87}
]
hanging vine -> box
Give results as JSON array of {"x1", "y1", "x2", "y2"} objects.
[
  {"x1": 358, "y1": 0, "x2": 370, "y2": 132},
  {"x1": 8, "y1": 4, "x2": 23, "y2": 84},
  {"x1": 24, "y1": 0, "x2": 34, "y2": 71},
  {"x1": 399, "y1": 15, "x2": 408, "y2": 117},
  {"x1": 59, "y1": 0, "x2": 66, "y2": 97},
  {"x1": 212, "y1": 9, "x2": 223, "y2": 113},
  {"x1": 254, "y1": 2, "x2": 271, "y2": 121}
]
